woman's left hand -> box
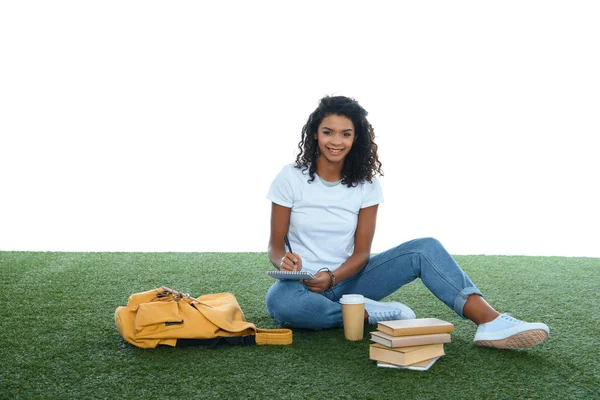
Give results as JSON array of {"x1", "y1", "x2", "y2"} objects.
[{"x1": 303, "y1": 271, "x2": 332, "y2": 294}]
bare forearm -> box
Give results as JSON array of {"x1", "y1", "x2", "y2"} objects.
[{"x1": 268, "y1": 246, "x2": 285, "y2": 270}]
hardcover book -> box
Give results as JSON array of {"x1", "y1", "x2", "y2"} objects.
[
  {"x1": 370, "y1": 331, "x2": 451, "y2": 348},
  {"x1": 377, "y1": 357, "x2": 441, "y2": 371},
  {"x1": 377, "y1": 318, "x2": 454, "y2": 337},
  {"x1": 369, "y1": 343, "x2": 446, "y2": 366}
]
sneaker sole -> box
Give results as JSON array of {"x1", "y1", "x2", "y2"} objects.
[{"x1": 475, "y1": 329, "x2": 548, "y2": 349}]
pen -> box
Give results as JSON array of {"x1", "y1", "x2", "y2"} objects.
[
  {"x1": 284, "y1": 233, "x2": 293, "y2": 254},
  {"x1": 284, "y1": 233, "x2": 297, "y2": 266}
]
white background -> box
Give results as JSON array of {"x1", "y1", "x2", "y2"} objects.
[{"x1": 1, "y1": 1, "x2": 599, "y2": 257}]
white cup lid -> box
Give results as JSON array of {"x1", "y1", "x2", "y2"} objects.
[{"x1": 339, "y1": 294, "x2": 365, "y2": 304}]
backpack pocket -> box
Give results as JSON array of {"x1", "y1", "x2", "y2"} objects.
[{"x1": 134, "y1": 301, "x2": 184, "y2": 336}]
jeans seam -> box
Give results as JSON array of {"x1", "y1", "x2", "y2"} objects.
[
  {"x1": 338, "y1": 249, "x2": 461, "y2": 289},
  {"x1": 334, "y1": 249, "x2": 467, "y2": 311},
  {"x1": 418, "y1": 250, "x2": 463, "y2": 294},
  {"x1": 331, "y1": 249, "x2": 417, "y2": 296}
]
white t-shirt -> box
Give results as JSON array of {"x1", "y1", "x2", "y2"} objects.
[{"x1": 267, "y1": 163, "x2": 384, "y2": 274}]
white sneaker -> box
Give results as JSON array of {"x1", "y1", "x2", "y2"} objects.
[
  {"x1": 474, "y1": 313, "x2": 549, "y2": 349},
  {"x1": 364, "y1": 298, "x2": 416, "y2": 325}
]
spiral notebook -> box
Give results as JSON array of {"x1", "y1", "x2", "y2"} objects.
[{"x1": 267, "y1": 270, "x2": 315, "y2": 280}]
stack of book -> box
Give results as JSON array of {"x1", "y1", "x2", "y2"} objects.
[{"x1": 369, "y1": 318, "x2": 454, "y2": 371}]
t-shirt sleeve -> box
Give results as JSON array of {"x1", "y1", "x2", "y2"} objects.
[
  {"x1": 267, "y1": 165, "x2": 296, "y2": 208},
  {"x1": 361, "y1": 177, "x2": 384, "y2": 208}
]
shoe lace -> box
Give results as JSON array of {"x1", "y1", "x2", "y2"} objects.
[{"x1": 500, "y1": 313, "x2": 523, "y2": 324}]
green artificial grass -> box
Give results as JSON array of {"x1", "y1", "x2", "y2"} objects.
[{"x1": 0, "y1": 252, "x2": 598, "y2": 399}]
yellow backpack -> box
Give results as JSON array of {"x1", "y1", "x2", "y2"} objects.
[{"x1": 115, "y1": 287, "x2": 292, "y2": 348}]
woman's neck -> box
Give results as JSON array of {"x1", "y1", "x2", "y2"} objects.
[{"x1": 315, "y1": 156, "x2": 343, "y2": 182}]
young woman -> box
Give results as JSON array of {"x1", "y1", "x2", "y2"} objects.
[{"x1": 265, "y1": 96, "x2": 549, "y2": 349}]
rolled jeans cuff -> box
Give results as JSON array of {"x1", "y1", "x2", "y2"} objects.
[{"x1": 453, "y1": 287, "x2": 482, "y2": 319}]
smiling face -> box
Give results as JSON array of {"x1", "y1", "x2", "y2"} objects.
[{"x1": 314, "y1": 114, "x2": 356, "y2": 166}]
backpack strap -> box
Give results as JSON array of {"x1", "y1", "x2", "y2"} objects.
[
  {"x1": 176, "y1": 335, "x2": 257, "y2": 348},
  {"x1": 254, "y1": 328, "x2": 293, "y2": 345}
]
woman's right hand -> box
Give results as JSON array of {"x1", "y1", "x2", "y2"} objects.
[{"x1": 280, "y1": 252, "x2": 302, "y2": 271}]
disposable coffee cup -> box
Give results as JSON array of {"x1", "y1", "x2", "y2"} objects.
[{"x1": 339, "y1": 294, "x2": 366, "y2": 341}]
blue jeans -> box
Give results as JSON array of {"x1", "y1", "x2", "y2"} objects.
[{"x1": 265, "y1": 237, "x2": 482, "y2": 330}]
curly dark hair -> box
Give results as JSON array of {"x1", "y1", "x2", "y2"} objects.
[{"x1": 295, "y1": 95, "x2": 383, "y2": 187}]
